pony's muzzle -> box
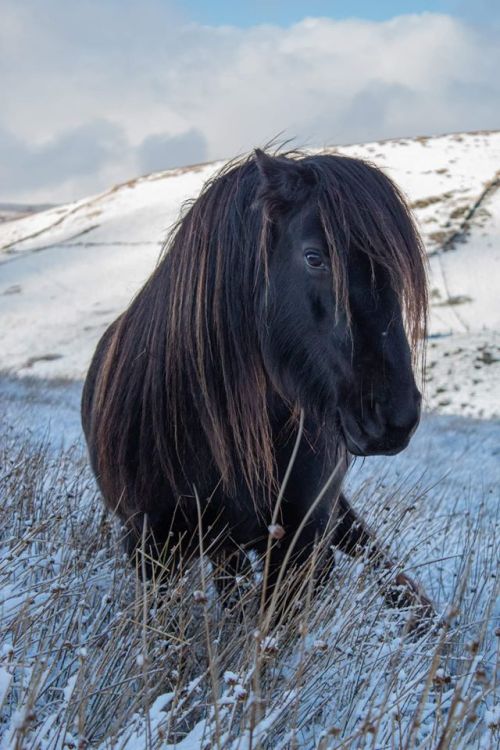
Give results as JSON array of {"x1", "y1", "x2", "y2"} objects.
[{"x1": 340, "y1": 390, "x2": 421, "y2": 456}]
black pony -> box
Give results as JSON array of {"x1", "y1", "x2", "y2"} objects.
[{"x1": 82, "y1": 149, "x2": 431, "y2": 615}]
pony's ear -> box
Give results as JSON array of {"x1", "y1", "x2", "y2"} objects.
[
  {"x1": 254, "y1": 149, "x2": 315, "y2": 212},
  {"x1": 254, "y1": 149, "x2": 283, "y2": 189}
]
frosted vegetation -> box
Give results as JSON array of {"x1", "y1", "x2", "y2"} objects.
[{"x1": 0, "y1": 405, "x2": 498, "y2": 748}]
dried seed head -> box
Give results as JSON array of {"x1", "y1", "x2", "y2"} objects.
[
  {"x1": 223, "y1": 670, "x2": 239, "y2": 685},
  {"x1": 234, "y1": 685, "x2": 247, "y2": 701},
  {"x1": 486, "y1": 706, "x2": 500, "y2": 730},
  {"x1": 433, "y1": 668, "x2": 451, "y2": 687},
  {"x1": 268, "y1": 524, "x2": 285, "y2": 540},
  {"x1": 474, "y1": 667, "x2": 488, "y2": 684},
  {"x1": 313, "y1": 639, "x2": 328, "y2": 653},
  {"x1": 192, "y1": 590, "x2": 208, "y2": 604},
  {"x1": 261, "y1": 635, "x2": 279, "y2": 654}
]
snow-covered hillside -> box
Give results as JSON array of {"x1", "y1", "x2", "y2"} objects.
[
  {"x1": 0, "y1": 131, "x2": 499, "y2": 420},
  {"x1": 0, "y1": 130, "x2": 499, "y2": 418}
]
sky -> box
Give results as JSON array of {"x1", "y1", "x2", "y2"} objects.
[
  {"x1": 1, "y1": 0, "x2": 499, "y2": 204},
  {"x1": 184, "y1": 1, "x2": 499, "y2": 26}
]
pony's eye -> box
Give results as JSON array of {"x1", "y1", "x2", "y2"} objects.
[{"x1": 304, "y1": 250, "x2": 327, "y2": 270}]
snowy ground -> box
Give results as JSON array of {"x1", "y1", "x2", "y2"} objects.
[
  {"x1": 0, "y1": 376, "x2": 498, "y2": 748},
  {"x1": 0, "y1": 131, "x2": 499, "y2": 747}
]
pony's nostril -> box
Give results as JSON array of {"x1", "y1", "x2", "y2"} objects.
[
  {"x1": 372, "y1": 397, "x2": 420, "y2": 436},
  {"x1": 390, "y1": 409, "x2": 420, "y2": 435}
]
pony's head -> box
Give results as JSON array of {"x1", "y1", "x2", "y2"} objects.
[{"x1": 254, "y1": 150, "x2": 427, "y2": 457}]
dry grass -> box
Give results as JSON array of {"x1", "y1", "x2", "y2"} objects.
[{"x1": 0, "y1": 422, "x2": 498, "y2": 749}]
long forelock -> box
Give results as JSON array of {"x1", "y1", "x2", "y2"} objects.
[{"x1": 308, "y1": 156, "x2": 428, "y2": 363}]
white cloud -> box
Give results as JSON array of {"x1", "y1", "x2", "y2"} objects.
[{"x1": 1, "y1": 1, "x2": 499, "y2": 202}]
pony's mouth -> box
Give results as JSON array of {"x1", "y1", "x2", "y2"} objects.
[{"x1": 338, "y1": 410, "x2": 412, "y2": 457}]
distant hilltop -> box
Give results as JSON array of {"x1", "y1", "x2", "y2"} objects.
[{"x1": 0, "y1": 202, "x2": 57, "y2": 223}]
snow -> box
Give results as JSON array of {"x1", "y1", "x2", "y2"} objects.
[
  {"x1": 1, "y1": 376, "x2": 497, "y2": 746},
  {"x1": 424, "y1": 331, "x2": 499, "y2": 418},
  {"x1": 485, "y1": 705, "x2": 500, "y2": 729},
  {"x1": 0, "y1": 669, "x2": 11, "y2": 713},
  {"x1": 0, "y1": 164, "x2": 221, "y2": 380}
]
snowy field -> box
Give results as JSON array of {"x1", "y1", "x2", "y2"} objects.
[{"x1": 0, "y1": 131, "x2": 499, "y2": 748}]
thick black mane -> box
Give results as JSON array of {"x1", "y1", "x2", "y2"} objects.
[{"x1": 82, "y1": 148, "x2": 427, "y2": 529}]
